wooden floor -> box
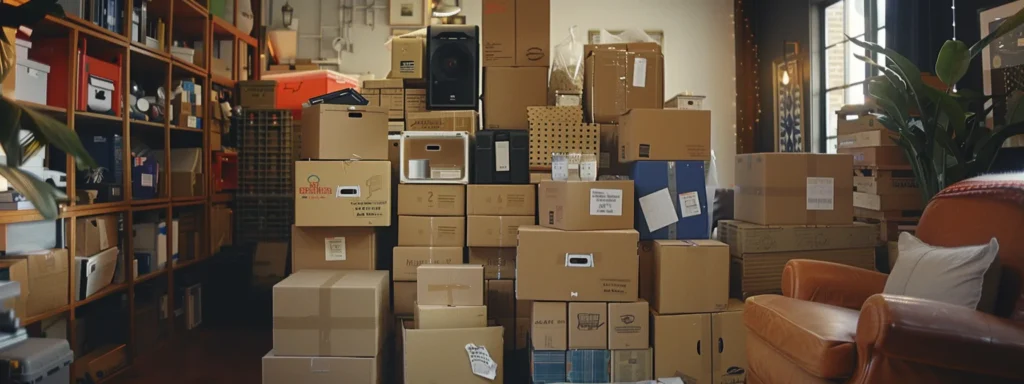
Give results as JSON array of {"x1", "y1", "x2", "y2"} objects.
[{"x1": 108, "y1": 326, "x2": 271, "y2": 384}]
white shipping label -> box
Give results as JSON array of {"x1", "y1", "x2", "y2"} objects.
[
  {"x1": 325, "y1": 237, "x2": 346, "y2": 261},
  {"x1": 590, "y1": 188, "x2": 623, "y2": 216},
  {"x1": 495, "y1": 141, "x2": 510, "y2": 172},
  {"x1": 638, "y1": 188, "x2": 679, "y2": 232},
  {"x1": 807, "y1": 177, "x2": 835, "y2": 210},
  {"x1": 633, "y1": 57, "x2": 648, "y2": 87},
  {"x1": 140, "y1": 173, "x2": 153, "y2": 187},
  {"x1": 465, "y1": 344, "x2": 498, "y2": 380},
  {"x1": 679, "y1": 191, "x2": 702, "y2": 218}
]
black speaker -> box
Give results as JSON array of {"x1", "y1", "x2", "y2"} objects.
[
  {"x1": 474, "y1": 130, "x2": 529, "y2": 184},
  {"x1": 427, "y1": 25, "x2": 479, "y2": 110}
]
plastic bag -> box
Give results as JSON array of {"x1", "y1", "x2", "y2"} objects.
[
  {"x1": 548, "y1": 26, "x2": 584, "y2": 104},
  {"x1": 597, "y1": 28, "x2": 658, "y2": 45}
]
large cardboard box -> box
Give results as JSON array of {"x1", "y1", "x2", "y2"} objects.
[
  {"x1": 406, "y1": 111, "x2": 478, "y2": 135},
  {"x1": 531, "y1": 301, "x2": 567, "y2": 350},
  {"x1": 732, "y1": 248, "x2": 876, "y2": 298},
  {"x1": 272, "y1": 270, "x2": 389, "y2": 357},
  {"x1": 69, "y1": 214, "x2": 118, "y2": 257},
  {"x1": 734, "y1": 153, "x2": 853, "y2": 226},
  {"x1": 653, "y1": 240, "x2": 729, "y2": 314},
  {"x1": 295, "y1": 161, "x2": 391, "y2": 227},
  {"x1": 300, "y1": 105, "x2": 389, "y2": 160},
  {"x1": 618, "y1": 109, "x2": 711, "y2": 162},
  {"x1": 712, "y1": 300, "x2": 747, "y2": 384},
  {"x1": 612, "y1": 349, "x2": 654, "y2": 382},
  {"x1": 398, "y1": 184, "x2": 466, "y2": 216},
  {"x1": 484, "y1": 67, "x2": 548, "y2": 129},
  {"x1": 482, "y1": 0, "x2": 549, "y2": 67},
  {"x1": 392, "y1": 246, "x2": 464, "y2": 281},
  {"x1": 391, "y1": 36, "x2": 425, "y2": 79},
  {"x1": 719, "y1": 220, "x2": 878, "y2": 256},
  {"x1": 7, "y1": 249, "x2": 70, "y2": 317},
  {"x1": 516, "y1": 226, "x2": 639, "y2": 302},
  {"x1": 468, "y1": 247, "x2": 516, "y2": 280},
  {"x1": 467, "y1": 184, "x2": 536, "y2": 216},
  {"x1": 363, "y1": 79, "x2": 404, "y2": 120},
  {"x1": 609, "y1": 300, "x2": 649, "y2": 350},
  {"x1": 486, "y1": 279, "x2": 515, "y2": 319},
  {"x1": 466, "y1": 215, "x2": 534, "y2": 247},
  {"x1": 291, "y1": 226, "x2": 376, "y2": 272},
  {"x1": 403, "y1": 323, "x2": 505, "y2": 384},
  {"x1": 538, "y1": 180, "x2": 634, "y2": 231},
  {"x1": 262, "y1": 351, "x2": 381, "y2": 384},
  {"x1": 482, "y1": 0, "x2": 515, "y2": 66},
  {"x1": 398, "y1": 216, "x2": 466, "y2": 247},
  {"x1": 415, "y1": 305, "x2": 487, "y2": 329},
  {"x1": 583, "y1": 43, "x2": 665, "y2": 124},
  {"x1": 416, "y1": 264, "x2": 484, "y2": 306},
  {"x1": 652, "y1": 310, "x2": 712, "y2": 382},
  {"x1": 568, "y1": 302, "x2": 607, "y2": 349},
  {"x1": 393, "y1": 281, "x2": 416, "y2": 316}
]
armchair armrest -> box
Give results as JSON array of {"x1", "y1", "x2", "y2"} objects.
[
  {"x1": 857, "y1": 294, "x2": 1024, "y2": 381},
  {"x1": 782, "y1": 260, "x2": 887, "y2": 310}
]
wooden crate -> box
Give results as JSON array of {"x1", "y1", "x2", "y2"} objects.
[{"x1": 856, "y1": 216, "x2": 918, "y2": 243}]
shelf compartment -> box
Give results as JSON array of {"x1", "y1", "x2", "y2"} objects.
[{"x1": 74, "y1": 283, "x2": 129, "y2": 308}]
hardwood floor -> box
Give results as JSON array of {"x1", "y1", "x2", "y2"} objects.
[{"x1": 108, "y1": 326, "x2": 271, "y2": 384}]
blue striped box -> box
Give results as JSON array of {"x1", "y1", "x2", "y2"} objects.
[
  {"x1": 566, "y1": 349, "x2": 610, "y2": 382},
  {"x1": 531, "y1": 349, "x2": 566, "y2": 383}
]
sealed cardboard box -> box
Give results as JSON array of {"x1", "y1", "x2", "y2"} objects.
[
  {"x1": 291, "y1": 226, "x2": 376, "y2": 272},
  {"x1": 391, "y1": 37, "x2": 425, "y2": 79},
  {"x1": 538, "y1": 180, "x2": 634, "y2": 231},
  {"x1": 69, "y1": 214, "x2": 118, "y2": 257},
  {"x1": 467, "y1": 184, "x2": 536, "y2": 215},
  {"x1": 398, "y1": 216, "x2": 466, "y2": 246},
  {"x1": 653, "y1": 240, "x2": 729, "y2": 314},
  {"x1": 406, "y1": 111, "x2": 478, "y2": 135},
  {"x1": 531, "y1": 301, "x2": 567, "y2": 350},
  {"x1": 631, "y1": 161, "x2": 709, "y2": 240},
  {"x1": 484, "y1": 67, "x2": 548, "y2": 129},
  {"x1": 734, "y1": 153, "x2": 853, "y2": 226},
  {"x1": 482, "y1": 0, "x2": 549, "y2": 67},
  {"x1": 838, "y1": 114, "x2": 883, "y2": 135},
  {"x1": 466, "y1": 215, "x2": 534, "y2": 247},
  {"x1": 300, "y1": 105, "x2": 389, "y2": 160},
  {"x1": 719, "y1": 220, "x2": 878, "y2": 256},
  {"x1": 486, "y1": 279, "x2": 515, "y2": 319},
  {"x1": 272, "y1": 270, "x2": 389, "y2": 357},
  {"x1": 415, "y1": 305, "x2": 487, "y2": 329},
  {"x1": 612, "y1": 349, "x2": 654, "y2": 382},
  {"x1": 608, "y1": 300, "x2": 649, "y2": 349},
  {"x1": 517, "y1": 225, "x2": 639, "y2": 302},
  {"x1": 262, "y1": 351, "x2": 381, "y2": 384},
  {"x1": 599, "y1": 124, "x2": 630, "y2": 175},
  {"x1": 239, "y1": 80, "x2": 276, "y2": 108},
  {"x1": 853, "y1": 191, "x2": 924, "y2": 211},
  {"x1": 398, "y1": 184, "x2": 466, "y2": 216},
  {"x1": 392, "y1": 246, "x2": 464, "y2": 281},
  {"x1": 7, "y1": 249, "x2": 69, "y2": 317},
  {"x1": 568, "y1": 302, "x2": 607, "y2": 349},
  {"x1": 363, "y1": 88, "x2": 381, "y2": 107},
  {"x1": 652, "y1": 310, "x2": 712, "y2": 381},
  {"x1": 712, "y1": 300, "x2": 747, "y2": 384},
  {"x1": 732, "y1": 248, "x2": 875, "y2": 298},
  {"x1": 402, "y1": 323, "x2": 504, "y2": 384},
  {"x1": 363, "y1": 79, "x2": 404, "y2": 120},
  {"x1": 584, "y1": 43, "x2": 665, "y2": 124},
  {"x1": 618, "y1": 109, "x2": 711, "y2": 162},
  {"x1": 566, "y1": 349, "x2": 611, "y2": 383},
  {"x1": 468, "y1": 247, "x2": 516, "y2": 280},
  {"x1": 838, "y1": 130, "x2": 898, "y2": 149},
  {"x1": 416, "y1": 264, "x2": 484, "y2": 306},
  {"x1": 531, "y1": 350, "x2": 567, "y2": 383},
  {"x1": 404, "y1": 88, "x2": 427, "y2": 114},
  {"x1": 838, "y1": 146, "x2": 909, "y2": 168},
  {"x1": 393, "y1": 281, "x2": 416, "y2": 315},
  {"x1": 295, "y1": 161, "x2": 391, "y2": 227},
  {"x1": 853, "y1": 169, "x2": 918, "y2": 195}
]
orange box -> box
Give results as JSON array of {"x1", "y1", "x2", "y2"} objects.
[{"x1": 264, "y1": 70, "x2": 360, "y2": 118}]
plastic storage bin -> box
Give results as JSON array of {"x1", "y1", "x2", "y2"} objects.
[
  {"x1": 473, "y1": 129, "x2": 529, "y2": 184},
  {"x1": 262, "y1": 70, "x2": 360, "y2": 117},
  {"x1": 400, "y1": 131, "x2": 470, "y2": 184},
  {"x1": 0, "y1": 338, "x2": 74, "y2": 384}
]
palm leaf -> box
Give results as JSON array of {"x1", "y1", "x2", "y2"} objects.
[
  {"x1": 0, "y1": 165, "x2": 65, "y2": 219},
  {"x1": 12, "y1": 99, "x2": 97, "y2": 169},
  {"x1": 0, "y1": 97, "x2": 23, "y2": 166},
  {"x1": 970, "y1": 7, "x2": 1024, "y2": 59}
]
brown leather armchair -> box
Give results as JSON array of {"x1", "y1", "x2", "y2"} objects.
[{"x1": 743, "y1": 173, "x2": 1024, "y2": 384}]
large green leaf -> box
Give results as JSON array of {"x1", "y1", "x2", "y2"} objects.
[
  {"x1": 920, "y1": 86, "x2": 967, "y2": 142},
  {"x1": 0, "y1": 1, "x2": 63, "y2": 28},
  {"x1": 0, "y1": 26, "x2": 13, "y2": 83},
  {"x1": 970, "y1": 6, "x2": 1024, "y2": 59},
  {"x1": 974, "y1": 121, "x2": 1024, "y2": 172},
  {"x1": 936, "y1": 40, "x2": 970, "y2": 87},
  {"x1": 0, "y1": 97, "x2": 22, "y2": 166},
  {"x1": 1006, "y1": 90, "x2": 1024, "y2": 125},
  {"x1": 14, "y1": 99, "x2": 97, "y2": 169},
  {"x1": 849, "y1": 36, "x2": 933, "y2": 133},
  {"x1": 0, "y1": 165, "x2": 65, "y2": 219}
]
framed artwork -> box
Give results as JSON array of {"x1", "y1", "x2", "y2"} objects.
[
  {"x1": 981, "y1": 1, "x2": 1024, "y2": 147},
  {"x1": 389, "y1": 0, "x2": 429, "y2": 26},
  {"x1": 587, "y1": 29, "x2": 664, "y2": 45},
  {"x1": 772, "y1": 58, "x2": 804, "y2": 152}
]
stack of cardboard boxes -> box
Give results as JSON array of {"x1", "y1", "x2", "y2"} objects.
[{"x1": 482, "y1": 0, "x2": 550, "y2": 129}]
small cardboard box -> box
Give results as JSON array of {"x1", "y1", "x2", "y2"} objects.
[
  {"x1": 516, "y1": 226, "x2": 639, "y2": 302},
  {"x1": 719, "y1": 220, "x2": 878, "y2": 256},
  {"x1": 531, "y1": 301, "x2": 567, "y2": 350},
  {"x1": 467, "y1": 184, "x2": 536, "y2": 216},
  {"x1": 609, "y1": 300, "x2": 649, "y2": 349},
  {"x1": 300, "y1": 105, "x2": 389, "y2": 160},
  {"x1": 734, "y1": 153, "x2": 854, "y2": 226},
  {"x1": 392, "y1": 246, "x2": 464, "y2": 281},
  {"x1": 468, "y1": 247, "x2": 516, "y2": 280},
  {"x1": 712, "y1": 300, "x2": 747, "y2": 384},
  {"x1": 838, "y1": 146, "x2": 909, "y2": 168},
  {"x1": 415, "y1": 305, "x2": 488, "y2": 330},
  {"x1": 393, "y1": 281, "x2": 416, "y2": 315},
  {"x1": 482, "y1": 0, "x2": 549, "y2": 67},
  {"x1": 7, "y1": 249, "x2": 69, "y2": 317},
  {"x1": 853, "y1": 170, "x2": 918, "y2": 195},
  {"x1": 291, "y1": 226, "x2": 376, "y2": 272},
  {"x1": 838, "y1": 130, "x2": 898, "y2": 149},
  {"x1": 398, "y1": 184, "x2": 466, "y2": 216},
  {"x1": 363, "y1": 79, "x2": 404, "y2": 120},
  {"x1": 416, "y1": 264, "x2": 484, "y2": 306},
  {"x1": 402, "y1": 323, "x2": 505, "y2": 384},
  {"x1": 391, "y1": 37, "x2": 425, "y2": 79},
  {"x1": 405, "y1": 110, "x2": 478, "y2": 135},
  {"x1": 568, "y1": 302, "x2": 607, "y2": 349},
  {"x1": 466, "y1": 215, "x2": 535, "y2": 247},
  {"x1": 652, "y1": 310, "x2": 712, "y2": 381},
  {"x1": 404, "y1": 88, "x2": 427, "y2": 114},
  {"x1": 538, "y1": 180, "x2": 634, "y2": 231},
  {"x1": 486, "y1": 279, "x2": 515, "y2": 319},
  {"x1": 69, "y1": 214, "x2": 118, "y2": 257},
  {"x1": 294, "y1": 160, "x2": 391, "y2": 227},
  {"x1": 618, "y1": 109, "x2": 711, "y2": 162},
  {"x1": 398, "y1": 216, "x2": 466, "y2": 247},
  {"x1": 262, "y1": 351, "x2": 381, "y2": 384},
  {"x1": 584, "y1": 44, "x2": 665, "y2": 124},
  {"x1": 239, "y1": 80, "x2": 276, "y2": 108},
  {"x1": 483, "y1": 66, "x2": 548, "y2": 129},
  {"x1": 272, "y1": 270, "x2": 389, "y2": 357},
  {"x1": 612, "y1": 349, "x2": 654, "y2": 382},
  {"x1": 653, "y1": 240, "x2": 729, "y2": 314}
]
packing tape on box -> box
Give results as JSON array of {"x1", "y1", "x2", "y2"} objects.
[
  {"x1": 427, "y1": 282, "x2": 470, "y2": 306},
  {"x1": 498, "y1": 216, "x2": 506, "y2": 247},
  {"x1": 429, "y1": 217, "x2": 435, "y2": 246},
  {"x1": 734, "y1": 156, "x2": 825, "y2": 223},
  {"x1": 272, "y1": 273, "x2": 376, "y2": 355}
]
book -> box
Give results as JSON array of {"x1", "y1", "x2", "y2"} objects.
[{"x1": 0, "y1": 201, "x2": 35, "y2": 211}]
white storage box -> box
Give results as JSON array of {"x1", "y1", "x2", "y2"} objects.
[
  {"x1": 15, "y1": 57, "x2": 50, "y2": 105},
  {"x1": 400, "y1": 131, "x2": 470, "y2": 184},
  {"x1": 15, "y1": 39, "x2": 31, "y2": 59},
  {"x1": 75, "y1": 246, "x2": 119, "y2": 300},
  {"x1": 171, "y1": 46, "x2": 196, "y2": 64},
  {"x1": 86, "y1": 75, "x2": 115, "y2": 114},
  {"x1": 665, "y1": 94, "x2": 706, "y2": 110}
]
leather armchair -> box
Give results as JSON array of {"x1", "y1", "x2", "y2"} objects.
[{"x1": 744, "y1": 172, "x2": 1024, "y2": 384}]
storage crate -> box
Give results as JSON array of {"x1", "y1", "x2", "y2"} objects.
[
  {"x1": 236, "y1": 109, "x2": 295, "y2": 245},
  {"x1": 235, "y1": 197, "x2": 293, "y2": 244}
]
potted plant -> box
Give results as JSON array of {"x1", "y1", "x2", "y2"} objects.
[
  {"x1": 1, "y1": 0, "x2": 97, "y2": 219},
  {"x1": 851, "y1": 7, "x2": 1024, "y2": 202}
]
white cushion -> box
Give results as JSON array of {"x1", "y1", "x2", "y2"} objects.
[{"x1": 884, "y1": 232, "x2": 1001, "y2": 311}]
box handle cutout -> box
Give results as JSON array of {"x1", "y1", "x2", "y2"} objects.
[
  {"x1": 336, "y1": 185, "x2": 361, "y2": 198},
  {"x1": 348, "y1": 112, "x2": 363, "y2": 118},
  {"x1": 697, "y1": 340, "x2": 701, "y2": 355},
  {"x1": 564, "y1": 253, "x2": 594, "y2": 267},
  {"x1": 425, "y1": 144, "x2": 442, "y2": 151},
  {"x1": 719, "y1": 337, "x2": 724, "y2": 353}
]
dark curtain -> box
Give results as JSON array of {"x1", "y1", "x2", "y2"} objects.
[
  {"x1": 886, "y1": 0, "x2": 952, "y2": 74},
  {"x1": 735, "y1": 0, "x2": 759, "y2": 155}
]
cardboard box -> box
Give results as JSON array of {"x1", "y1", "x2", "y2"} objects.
[
  {"x1": 516, "y1": 317, "x2": 530, "y2": 350},
  {"x1": 482, "y1": 0, "x2": 515, "y2": 66},
  {"x1": 404, "y1": 88, "x2": 427, "y2": 114},
  {"x1": 239, "y1": 80, "x2": 276, "y2": 108},
  {"x1": 530, "y1": 172, "x2": 552, "y2": 184},
  {"x1": 416, "y1": 264, "x2": 484, "y2": 306},
  {"x1": 69, "y1": 214, "x2": 118, "y2": 257},
  {"x1": 566, "y1": 349, "x2": 611, "y2": 382},
  {"x1": 415, "y1": 305, "x2": 488, "y2": 329},
  {"x1": 482, "y1": 0, "x2": 549, "y2": 67},
  {"x1": 394, "y1": 281, "x2": 416, "y2": 315},
  {"x1": 631, "y1": 160, "x2": 709, "y2": 240},
  {"x1": 653, "y1": 240, "x2": 729, "y2": 314},
  {"x1": 531, "y1": 301, "x2": 567, "y2": 350},
  {"x1": 0, "y1": 259, "x2": 28, "y2": 322},
  {"x1": 837, "y1": 130, "x2": 898, "y2": 149},
  {"x1": 494, "y1": 317, "x2": 516, "y2": 351},
  {"x1": 391, "y1": 37, "x2": 425, "y2": 79},
  {"x1": 74, "y1": 344, "x2": 128, "y2": 384},
  {"x1": 612, "y1": 349, "x2": 654, "y2": 382},
  {"x1": 638, "y1": 241, "x2": 654, "y2": 303},
  {"x1": 838, "y1": 146, "x2": 909, "y2": 168},
  {"x1": 517, "y1": 225, "x2": 639, "y2": 302},
  {"x1": 262, "y1": 351, "x2": 381, "y2": 384},
  {"x1": 608, "y1": 300, "x2": 649, "y2": 349},
  {"x1": 253, "y1": 242, "x2": 288, "y2": 286},
  {"x1": 486, "y1": 279, "x2": 515, "y2": 319},
  {"x1": 538, "y1": 180, "x2": 634, "y2": 231},
  {"x1": 363, "y1": 79, "x2": 404, "y2": 119},
  {"x1": 294, "y1": 161, "x2": 391, "y2": 227},
  {"x1": 732, "y1": 248, "x2": 876, "y2": 297},
  {"x1": 300, "y1": 105, "x2": 389, "y2": 160},
  {"x1": 584, "y1": 43, "x2": 665, "y2": 124},
  {"x1": 272, "y1": 270, "x2": 389, "y2": 357},
  {"x1": 568, "y1": 302, "x2": 607, "y2": 349},
  {"x1": 467, "y1": 184, "x2": 536, "y2": 216},
  {"x1": 838, "y1": 114, "x2": 884, "y2": 135},
  {"x1": 712, "y1": 300, "x2": 747, "y2": 384},
  {"x1": 483, "y1": 67, "x2": 548, "y2": 129},
  {"x1": 363, "y1": 88, "x2": 381, "y2": 107},
  {"x1": 398, "y1": 184, "x2": 466, "y2": 216},
  {"x1": 853, "y1": 191, "x2": 924, "y2": 211},
  {"x1": 719, "y1": 220, "x2": 878, "y2": 255},
  {"x1": 402, "y1": 323, "x2": 505, "y2": 384},
  {"x1": 599, "y1": 124, "x2": 630, "y2": 175},
  {"x1": 7, "y1": 249, "x2": 69, "y2": 317},
  {"x1": 618, "y1": 109, "x2": 711, "y2": 162},
  {"x1": 531, "y1": 350, "x2": 567, "y2": 383},
  {"x1": 398, "y1": 216, "x2": 466, "y2": 247},
  {"x1": 734, "y1": 153, "x2": 854, "y2": 225},
  {"x1": 652, "y1": 310, "x2": 712, "y2": 381},
  {"x1": 392, "y1": 246, "x2": 464, "y2": 281},
  {"x1": 468, "y1": 247, "x2": 517, "y2": 280},
  {"x1": 853, "y1": 170, "x2": 918, "y2": 195},
  {"x1": 291, "y1": 226, "x2": 377, "y2": 272},
  {"x1": 171, "y1": 171, "x2": 204, "y2": 198},
  {"x1": 406, "y1": 111, "x2": 478, "y2": 135},
  {"x1": 466, "y1": 215, "x2": 534, "y2": 247}
]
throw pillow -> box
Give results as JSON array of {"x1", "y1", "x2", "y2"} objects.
[{"x1": 884, "y1": 232, "x2": 1001, "y2": 312}]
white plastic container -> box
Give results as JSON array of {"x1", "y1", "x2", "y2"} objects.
[
  {"x1": 400, "y1": 131, "x2": 469, "y2": 184},
  {"x1": 665, "y1": 94, "x2": 706, "y2": 110},
  {"x1": 14, "y1": 57, "x2": 50, "y2": 105},
  {"x1": 15, "y1": 38, "x2": 31, "y2": 59}
]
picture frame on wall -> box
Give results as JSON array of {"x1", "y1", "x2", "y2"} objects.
[
  {"x1": 389, "y1": 0, "x2": 430, "y2": 26},
  {"x1": 772, "y1": 58, "x2": 804, "y2": 152},
  {"x1": 980, "y1": 0, "x2": 1024, "y2": 147}
]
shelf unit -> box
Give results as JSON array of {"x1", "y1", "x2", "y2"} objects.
[{"x1": 2, "y1": 0, "x2": 262, "y2": 380}]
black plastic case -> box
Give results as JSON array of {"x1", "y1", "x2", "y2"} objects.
[{"x1": 473, "y1": 130, "x2": 529, "y2": 184}]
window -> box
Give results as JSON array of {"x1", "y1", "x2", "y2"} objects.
[{"x1": 820, "y1": 0, "x2": 886, "y2": 153}]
